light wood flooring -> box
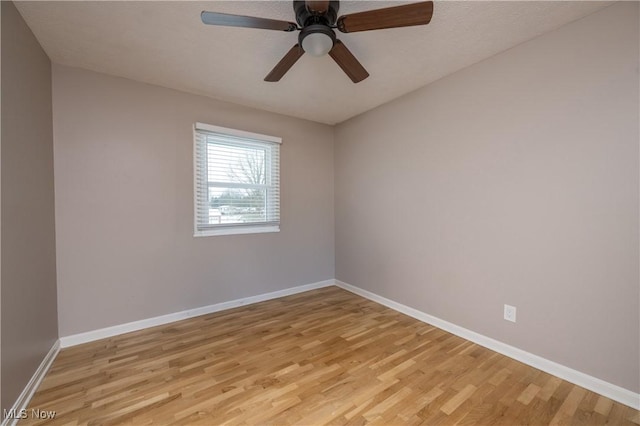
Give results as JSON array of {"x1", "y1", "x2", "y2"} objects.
[{"x1": 22, "y1": 286, "x2": 640, "y2": 425}]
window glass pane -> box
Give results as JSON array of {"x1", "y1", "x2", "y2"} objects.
[
  {"x1": 207, "y1": 186, "x2": 267, "y2": 224},
  {"x1": 207, "y1": 142, "x2": 267, "y2": 185}
]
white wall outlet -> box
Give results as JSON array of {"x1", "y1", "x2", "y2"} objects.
[{"x1": 504, "y1": 304, "x2": 517, "y2": 323}]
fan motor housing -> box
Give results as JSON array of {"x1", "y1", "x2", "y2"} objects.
[{"x1": 293, "y1": 1, "x2": 340, "y2": 27}]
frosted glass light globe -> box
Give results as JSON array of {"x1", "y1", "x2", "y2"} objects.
[{"x1": 302, "y1": 33, "x2": 334, "y2": 57}]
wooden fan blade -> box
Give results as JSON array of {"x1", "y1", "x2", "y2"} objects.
[
  {"x1": 337, "y1": 1, "x2": 433, "y2": 33},
  {"x1": 264, "y1": 44, "x2": 305, "y2": 82},
  {"x1": 328, "y1": 40, "x2": 369, "y2": 83},
  {"x1": 306, "y1": 0, "x2": 330, "y2": 14},
  {"x1": 201, "y1": 11, "x2": 298, "y2": 32}
]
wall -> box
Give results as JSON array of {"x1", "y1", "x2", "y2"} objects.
[
  {"x1": 335, "y1": 2, "x2": 639, "y2": 393},
  {"x1": 1, "y1": 1, "x2": 58, "y2": 412},
  {"x1": 53, "y1": 65, "x2": 334, "y2": 337},
  {"x1": 1, "y1": 0, "x2": 3, "y2": 411}
]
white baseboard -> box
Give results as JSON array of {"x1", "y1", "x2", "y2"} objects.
[
  {"x1": 52, "y1": 278, "x2": 640, "y2": 410},
  {"x1": 334, "y1": 280, "x2": 640, "y2": 410},
  {"x1": 59, "y1": 279, "x2": 335, "y2": 348},
  {"x1": 2, "y1": 340, "x2": 60, "y2": 426}
]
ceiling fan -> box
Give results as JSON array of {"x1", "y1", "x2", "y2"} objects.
[{"x1": 201, "y1": 1, "x2": 433, "y2": 83}]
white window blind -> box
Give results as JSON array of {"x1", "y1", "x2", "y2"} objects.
[{"x1": 194, "y1": 122, "x2": 281, "y2": 236}]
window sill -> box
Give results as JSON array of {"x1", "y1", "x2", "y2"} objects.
[{"x1": 194, "y1": 225, "x2": 280, "y2": 237}]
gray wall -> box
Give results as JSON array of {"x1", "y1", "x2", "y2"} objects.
[
  {"x1": 53, "y1": 65, "x2": 335, "y2": 337},
  {"x1": 1, "y1": 1, "x2": 58, "y2": 412},
  {"x1": 335, "y1": 2, "x2": 639, "y2": 393}
]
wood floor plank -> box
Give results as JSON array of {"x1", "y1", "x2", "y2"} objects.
[
  {"x1": 517, "y1": 383, "x2": 541, "y2": 405},
  {"x1": 18, "y1": 287, "x2": 639, "y2": 425},
  {"x1": 440, "y1": 384, "x2": 477, "y2": 415}
]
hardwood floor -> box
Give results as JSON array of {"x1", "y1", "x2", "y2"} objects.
[{"x1": 22, "y1": 287, "x2": 639, "y2": 425}]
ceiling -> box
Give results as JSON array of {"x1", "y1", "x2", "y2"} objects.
[{"x1": 15, "y1": 1, "x2": 612, "y2": 125}]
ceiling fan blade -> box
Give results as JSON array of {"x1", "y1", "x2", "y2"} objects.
[
  {"x1": 306, "y1": 0, "x2": 330, "y2": 14},
  {"x1": 201, "y1": 11, "x2": 298, "y2": 32},
  {"x1": 328, "y1": 40, "x2": 369, "y2": 83},
  {"x1": 264, "y1": 44, "x2": 305, "y2": 82},
  {"x1": 337, "y1": 1, "x2": 433, "y2": 33}
]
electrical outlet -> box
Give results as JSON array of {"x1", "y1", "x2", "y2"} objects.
[{"x1": 504, "y1": 304, "x2": 516, "y2": 323}]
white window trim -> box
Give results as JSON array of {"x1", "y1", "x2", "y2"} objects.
[
  {"x1": 193, "y1": 123, "x2": 282, "y2": 238},
  {"x1": 195, "y1": 122, "x2": 282, "y2": 144},
  {"x1": 198, "y1": 225, "x2": 280, "y2": 237}
]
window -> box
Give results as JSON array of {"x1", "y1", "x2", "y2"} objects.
[{"x1": 194, "y1": 122, "x2": 281, "y2": 236}]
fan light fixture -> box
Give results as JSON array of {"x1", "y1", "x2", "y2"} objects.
[
  {"x1": 299, "y1": 24, "x2": 335, "y2": 57},
  {"x1": 301, "y1": 33, "x2": 333, "y2": 56}
]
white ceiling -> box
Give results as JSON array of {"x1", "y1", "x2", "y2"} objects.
[{"x1": 15, "y1": 1, "x2": 611, "y2": 125}]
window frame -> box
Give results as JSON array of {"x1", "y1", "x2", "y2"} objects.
[{"x1": 193, "y1": 122, "x2": 282, "y2": 237}]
